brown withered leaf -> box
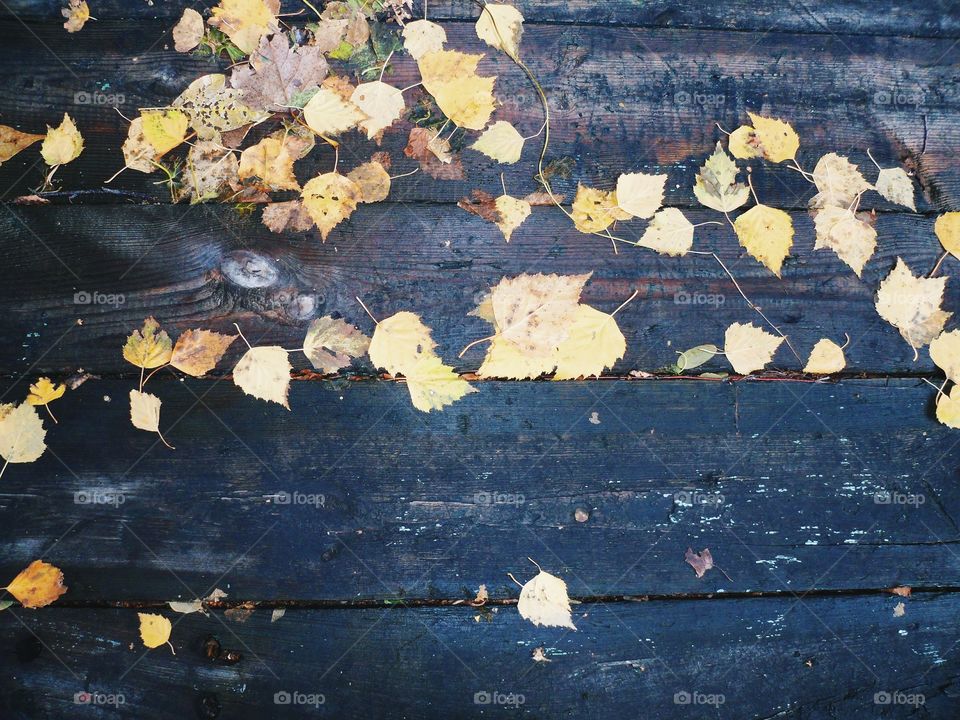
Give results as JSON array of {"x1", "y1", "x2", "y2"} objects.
[
  {"x1": 302, "y1": 316, "x2": 370, "y2": 374},
  {"x1": 178, "y1": 141, "x2": 240, "y2": 203},
  {"x1": 231, "y1": 34, "x2": 329, "y2": 111},
  {"x1": 262, "y1": 201, "x2": 315, "y2": 233},
  {"x1": 238, "y1": 135, "x2": 301, "y2": 191},
  {"x1": 459, "y1": 190, "x2": 500, "y2": 223},
  {"x1": 170, "y1": 329, "x2": 237, "y2": 377},
  {"x1": 888, "y1": 586, "x2": 912, "y2": 597},
  {"x1": 6, "y1": 560, "x2": 67, "y2": 608},
  {"x1": 684, "y1": 547, "x2": 714, "y2": 578},
  {"x1": 404, "y1": 127, "x2": 464, "y2": 180}
]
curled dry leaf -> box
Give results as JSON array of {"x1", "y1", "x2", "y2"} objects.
[
  {"x1": 351, "y1": 81, "x2": 405, "y2": 139},
  {"x1": 475, "y1": 4, "x2": 524, "y2": 59},
  {"x1": 935, "y1": 212, "x2": 960, "y2": 260},
  {"x1": 41, "y1": 113, "x2": 83, "y2": 167},
  {"x1": 637, "y1": 208, "x2": 694, "y2": 257},
  {"x1": 809, "y1": 153, "x2": 872, "y2": 209},
  {"x1": 0, "y1": 125, "x2": 44, "y2": 165},
  {"x1": 6, "y1": 560, "x2": 67, "y2": 608},
  {"x1": 615, "y1": 172, "x2": 666, "y2": 219},
  {"x1": 262, "y1": 200, "x2": 315, "y2": 233},
  {"x1": 209, "y1": 0, "x2": 280, "y2": 54},
  {"x1": 173, "y1": 8, "x2": 204, "y2": 53},
  {"x1": 875, "y1": 166, "x2": 916, "y2": 211},
  {"x1": 812, "y1": 206, "x2": 876, "y2": 277},
  {"x1": 233, "y1": 345, "x2": 292, "y2": 409},
  {"x1": 123, "y1": 317, "x2": 173, "y2": 369},
  {"x1": 418, "y1": 50, "x2": 496, "y2": 130},
  {"x1": 62, "y1": 0, "x2": 90, "y2": 32},
  {"x1": 930, "y1": 330, "x2": 960, "y2": 384},
  {"x1": 168, "y1": 599, "x2": 204, "y2": 615},
  {"x1": 471, "y1": 120, "x2": 525, "y2": 164},
  {"x1": 404, "y1": 127, "x2": 464, "y2": 180},
  {"x1": 684, "y1": 547, "x2": 714, "y2": 578},
  {"x1": 230, "y1": 34, "x2": 328, "y2": 111},
  {"x1": 402, "y1": 19, "x2": 446, "y2": 59},
  {"x1": 875, "y1": 258, "x2": 950, "y2": 350},
  {"x1": 693, "y1": 142, "x2": 749, "y2": 213},
  {"x1": 302, "y1": 316, "x2": 370, "y2": 374},
  {"x1": 347, "y1": 160, "x2": 391, "y2": 203},
  {"x1": 172, "y1": 74, "x2": 268, "y2": 143},
  {"x1": 179, "y1": 141, "x2": 240, "y2": 203},
  {"x1": 170, "y1": 329, "x2": 237, "y2": 377},
  {"x1": 517, "y1": 566, "x2": 576, "y2": 630},
  {"x1": 804, "y1": 339, "x2": 846, "y2": 374},
  {"x1": 724, "y1": 322, "x2": 783, "y2": 375},
  {"x1": 733, "y1": 204, "x2": 794, "y2": 276},
  {"x1": 138, "y1": 612, "x2": 174, "y2": 651},
  {"x1": 301, "y1": 172, "x2": 362, "y2": 240}
]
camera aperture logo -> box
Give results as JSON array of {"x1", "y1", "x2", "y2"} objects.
[
  {"x1": 269, "y1": 491, "x2": 325, "y2": 508},
  {"x1": 873, "y1": 490, "x2": 924, "y2": 507},
  {"x1": 474, "y1": 690, "x2": 525, "y2": 706},
  {"x1": 274, "y1": 690, "x2": 325, "y2": 707},
  {"x1": 74, "y1": 90, "x2": 125, "y2": 106},
  {"x1": 74, "y1": 691, "x2": 125, "y2": 706},
  {"x1": 74, "y1": 489, "x2": 125, "y2": 507},
  {"x1": 674, "y1": 490, "x2": 724, "y2": 507},
  {"x1": 474, "y1": 491, "x2": 525, "y2": 506},
  {"x1": 74, "y1": 290, "x2": 125, "y2": 307},
  {"x1": 874, "y1": 691, "x2": 924, "y2": 706},
  {"x1": 674, "y1": 291, "x2": 725, "y2": 307},
  {"x1": 674, "y1": 690, "x2": 725, "y2": 706}
]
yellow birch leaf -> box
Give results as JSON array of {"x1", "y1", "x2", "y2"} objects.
[
  {"x1": 40, "y1": 113, "x2": 83, "y2": 166},
  {"x1": 809, "y1": 152, "x2": 872, "y2": 209},
  {"x1": 129, "y1": 390, "x2": 164, "y2": 438},
  {"x1": 26, "y1": 377, "x2": 65, "y2": 407},
  {"x1": 351, "y1": 81, "x2": 405, "y2": 139},
  {"x1": 172, "y1": 74, "x2": 268, "y2": 143},
  {"x1": 138, "y1": 612, "x2": 174, "y2": 650},
  {"x1": 233, "y1": 346, "x2": 292, "y2": 409},
  {"x1": 62, "y1": 0, "x2": 90, "y2": 32},
  {"x1": 746, "y1": 112, "x2": 799, "y2": 163},
  {"x1": 478, "y1": 335, "x2": 554, "y2": 379},
  {"x1": 123, "y1": 317, "x2": 173, "y2": 369},
  {"x1": 141, "y1": 109, "x2": 189, "y2": 156},
  {"x1": 728, "y1": 125, "x2": 760, "y2": 159},
  {"x1": 301, "y1": 172, "x2": 362, "y2": 241},
  {"x1": 170, "y1": 329, "x2": 237, "y2": 377},
  {"x1": 812, "y1": 206, "x2": 876, "y2": 277},
  {"x1": 402, "y1": 19, "x2": 446, "y2": 59},
  {"x1": 517, "y1": 567, "x2": 575, "y2": 630},
  {"x1": 173, "y1": 8, "x2": 204, "y2": 53},
  {"x1": 368, "y1": 311, "x2": 437, "y2": 375},
  {"x1": 936, "y1": 386, "x2": 960, "y2": 429},
  {"x1": 553, "y1": 305, "x2": 626, "y2": 379},
  {"x1": 121, "y1": 117, "x2": 158, "y2": 173},
  {"x1": 471, "y1": 120, "x2": 524, "y2": 164},
  {"x1": 239, "y1": 136, "x2": 300, "y2": 191},
  {"x1": 935, "y1": 212, "x2": 960, "y2": 260},
  {"x1": 418, "y1": 50, "x2": 496, "y2": 130},
  {"x1": 488, "y1": 272, "x2": 589, "y2": 354},
  {"x1": 209, "y1": 0, "x2": 280, "y2": 54},
  {"x1": 875, "y1": 258, "x2": 950, "y2": 350},
  {"x1": 302, "y1": 316, "x2": 370, "y2": 374},
  {"x1": 615, "y1": 172, "x2": 666, "y2": 219},
  {"x1": 475, "y1": 3, "x2": 524, "y2": 59},
  {"x1": 0, "y1": 403, "x2": 46, "y2": 466},
  {"x1": 0, "y1": 125, "x2": 44, "y2": 165},
  {"x1": 303, "y1": 85, "x2": 366, "y2": 136},
  {"x1": 347, "y1": 160, "x2": 391, "y2": 203},
  {"x1": 637, "y1": 207, "x2": 694, "y2": 257},
  {"x1": 693, "y1": 142, "x2": 749, "y2": 213},
  {"x1": 875, "y1": 167, "x2": 916, "y2": 211},
  {"x1": 724, "y1": 322, "x2": 783, "y2": 375},
  {"x1": 571, "y1": 184, "x2": 617, "y2": 234},
  {"x1": 494, "y1": 194, "x2": 531, "y2": 241},
  {"x1": 804, "y1": 339, "x2": 846, "y2": 374},
  {"x1": 179, "y1": 140, "x2": 240, "y2": 204},
  {"x1": 930, "y1": 329, "x2": 960, "y2": 384},
  {"x1": 733, "y1": 204, "x2": 794, "y2": 276},
  {"x1": 403, "y1": 355, "x2": 476, "y2": 412},
  {"x1": 6, "y1": 560, "x2": 66, "y2": 608}
]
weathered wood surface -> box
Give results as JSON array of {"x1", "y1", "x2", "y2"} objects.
[
  {"x1": 0, "y1": 19, "x2": 955, "y2": 209},
  {"x1": 0, "y1": 204, "x2": 951, "y2": 375},
  {"x1": 0, "y1": 378, "x2": 957, "y2": 600},
  {"x1": 2, "y1": 595, "x2": 958, "y2": 719},
  {"x1": 4, "y1": 0, "x2": 960, "y2": 37}
]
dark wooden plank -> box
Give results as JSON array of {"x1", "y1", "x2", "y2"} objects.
[
  {"x1": 2, "y1": 594, "x2": 958, "y2": 718},
  {"x1": 3, "y1": 0, "x2": 959, "y2": 37},
  {"x1": 0, "y1": 203, "x2": 950, "y2": 375},
  {"x1": 0, "y1": 20, "x2": 955, "y2": 209},
  {"x1": 0, "y1": 377, "x2": 957, "y2": 601}
]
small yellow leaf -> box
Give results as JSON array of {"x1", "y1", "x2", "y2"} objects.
[
  {"x1": 123, "y1": 317, "x2": 173, "y2": 369},
  {"x1": 62, "y1": 0, "x2": 90, "y2": 32},
  {"x1": 368, "y1": 311, "x2": 437, "y2": 375},
  {"x1": 746, "y1": 112, "x2": 799, "y2": 163},
  {"x1": 403, "y1": 355, "x2": 476, "y2": 412},
  {"x1": 809, "y1": 153, "x2": 872, "y2": 209},
  {"x1": 571, "y1": 184, "x2": 617, "y2": 234},
  {"x1": 347, "y1": 160, "x2": 391, "y2": 203},
  {"x1": 733, "y1": 204, "x2": 794, "y2": 276},
  {"x1": 875, "y1": 258, "x2": 950, "y2": 350},
  {"x1": 517, "y1": 567, "x2": 575, "y2": 630},
  {"x1": 402, "y1": 19, "x2": 447, "y2": 59},
  {"x1": 138, "y1": 612, "x2": 174, "y2": 650},
  {"x1": 875, "y1": 167, "x2": 916, "y2": 211},
  {"x1": 141, "y1": 109, "x2": 189, "y2": 156},
  {"x1": 724, "y1": 322, "x2": 783, "y2": 375},
  {"x1": 6, "y1": 560, "x2": 66, "y2": 609},
  {"x1": 475, "y1": 4, "x2": 524, "y2": 59},
  {"x1": 930, "y1": 329, "x2": 960, "y2": 384},
  {"x1": 209, "y1": 0, "x2": 280, "y2": 54},
  {"x1": 40, "y1": 113, "x2": 83, "y2": 167},
  {"x1": 813, "y1": 206, "x2": 876, "y2": 277},
  {"x1": 804, "y1": 339, "x2": 846, "y2": 374},
  {"x1": 614, "y1": 172, "x2": 666, "y2": 219},
  {"x1": 0, "y1": 125, "x2": 44, "y2": 165},
  {"x1": 693, "y1": 142, "x2": 749, "y2": 213},
  {"x1": 0, "y1": 404, "x2": 46, "y2": 465},
  {"x1": 26, "y1": 377, "x2": 65, "y2": 407},
  {"x1": 935, "y1": 212, "x2": 960, "y2": 260},
  {"x1": 173, "y1": 8, "x2": 204, "y2": 53},
  {"x1": 494, "y1": 194, "x2": 531, "y2": 241},
  {"x1": 303, "y1": 85, "x2": 366, "y2": 136},
  {"x1": 301, "y1": 172, "x2": 362, "y2": 241},
  {"x1": 351, "y1": 81, "x2": 405, "y2": 139},
  {"x1": 170, "y1": 329, "x2": 237, "y2": 377},
  {"x1": 471, "y1": 121, "x2": 524, "y2": 164},
  {"x1": 238, "y1": 136, "x2": 300, "y2": 191},
  {"x1": 233, "y1": 346, "x2": 292, "y2": 409},
  {"x1": 418, "y1": 50, "x2": 496, "y2": 130},
  {"x1": 728, "y1": 125, "x2": 760, "y2": 159},
  {"x1": 936, "y1": 386, "x2": 960, "y2": 429},
  {"x1": 553, "y1": 305, "x2": 626, "y2": 379},
  {"x1": 637, "y1": 208, "x2": 694, "y2": 257},
  {"x1": 129, "y1": 390, "x2": 163, "y2": 435}
]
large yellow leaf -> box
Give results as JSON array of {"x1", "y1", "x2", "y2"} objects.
[
  {"x1": 517, "y1": 567, "x2": 576, "y2": 630},
  {"x1": 875, "y1": 258, "x2": 950, "y2": 350},
  {"x1": 301, "y1": 172, "x2": 362, "y2": 241},
  {"x1": 0, "y1": 125, "x2": 43, "y2": 165},
  {"x1": 615, "y1": 172, "x2": 666, "y2": 219},
  {"x1": 471, "y1": 120, "x2": 524, "y2": 164},
  {"x1": 553, "y1": 305, "x2": 626, "y2": 379},
  {"x1": 0, "y1": 403, "x2": 46, "y2": 466},
  {"x1": 303, "y1": 85, "x2": 366, "y2": 136},
  {"x1": 233, "y1": 346, "x2": 292, "y2": 409},
  {"x1": 930, "y1": 329, "x2": 960, "y2": 384},
  {"x1": 123, "y1": 317, "x2": 173, "y2": 369},
  {"x1": 6, "y1": 560, "x2": 66, "y2": 608},
  {"x1": 170, "y1": 329, "x2": 237, "y2": 377},
  {"x1": 733, "y1": 204, "x2": 794, "y2": 276},
  {"x1": 209, "y1": 0, "x2": 280, "y2": 54},
  {"x1": 475, "y1": 4, "x2": 524, "y2": 59},
  {"x1": 418, "y1": 50, "x2": 496, "y2": 130},
  {"x1": 40, "y1": 113, "x2": 83, "y2": 166},
  {"x1": 488, "y1": 272, "x2": 590, "y2": 355},
  {"x1": 812, "y1": 206, "x2": 876, "y2": 277},
  {"x1": 403, "y1": 355, "x2": 476, "y2": 412},
  {"x1": 138, "y1": 612, "x2": 174, "y2": 650},
  {"x1": 478, "y1": 334, "x2": 554, "y2": 379},
  {"x1": 351, "y1": 81, "x2": 405, "y2": 139},
  {"x1": 803, "y1": 338, "x2": 846, "y2": 374},
  {"x1": 368, "y1": 311, "x2": 437, "y2": 375},
  {"x1": 724, "y1": 322, "x2": 783, "y2": 375},
  {"x1": 746, "y1": 112, "x2": 799, "y2": 163}
]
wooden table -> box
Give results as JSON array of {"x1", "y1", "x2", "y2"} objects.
[{"x1": 1, "y1": 1, "x2": 958, "y2": 717}]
